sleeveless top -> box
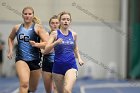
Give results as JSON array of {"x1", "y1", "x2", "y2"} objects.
[
  {"x1": 16, "y1": 24, "x2": 41, "y2": 61},
  {"x1": 54, "y1": 29, "x2": 75, "y2": 63},
  {"x1": 43, "y1": 29, "x2": 55, "y2": 62}
]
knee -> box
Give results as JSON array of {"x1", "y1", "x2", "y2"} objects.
[
  {"x1": 20, "y1": 81, "x2": 29, "y2": 89},
  {"x1": 63, "y1": 87, "x2": 71, "y2": 93}
]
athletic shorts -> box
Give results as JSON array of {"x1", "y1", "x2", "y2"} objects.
[
  {"x1": 52, "y1": 59, "x2": 78, "y2": 75},
  {"x1": 42, "y1": 54, "x2": 54, "y2": 72},
  {"x1": 0, "y1": 50, "x2": 3, "y2": 63},
  {"x1": 16, "y1": 58, "x2": 41, "y2": 71}
]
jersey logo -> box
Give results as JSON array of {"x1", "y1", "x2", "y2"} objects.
[{"x1": 19, "y1": 33, "x2": 30, "y2": 42}]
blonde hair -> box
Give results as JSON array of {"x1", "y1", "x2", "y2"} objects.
[
  {"x1": 22, "y1": 6, "x2": 41, "y2": 24},
  {"x1": 33, "y1": 16, "x2": 41, "y2": 24},
  {"x1": 22, "y1": 6, "x2": 34, "y2": 14}
]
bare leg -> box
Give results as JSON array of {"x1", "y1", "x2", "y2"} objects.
[
  {"x1": 16, "y1": 61, "x2": 30, "y2": 93},
  {"x1": 63, "y1": 69, "x2": 77, "y2": 93},
  {"x1": 29, "y1": 69, "x2": 41, "y2": 92},
  {"x1": 52, "y1": 73, "x2": 64, "y2": 93},
  {"x1": 52, "y1": 81, "x2": 58, "y2": 93},
  {"x1": 42, "y1": 71, "x2": 52, "y2": 93}
]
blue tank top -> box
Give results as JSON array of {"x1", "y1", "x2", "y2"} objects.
[
  {"x1": 54, "y1": 30, "x2": 75, "y2": 63},
  {"x1": 16, "y1": 24, "x2": 41, "y2": 61},
  {"x1": 43, "y1": 29, "x2": 55, "y2": 62}
]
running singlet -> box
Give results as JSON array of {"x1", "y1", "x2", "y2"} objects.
[
  {"x1": 43, "y1": 29, "x2": 55, "y2": 63},
  {"x1": 16, "y1": 24, "x2": 41, "y2": 61},
  {"x1": 54, "y1": 29, "x2": 75, "y2": 63}
]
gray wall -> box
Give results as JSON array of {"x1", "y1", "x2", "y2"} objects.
[{"x1": 0, "y1": 0, "x2": 128, "y2": 79}]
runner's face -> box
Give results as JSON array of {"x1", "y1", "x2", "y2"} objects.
[
  {"x1": 22, "y1": 9, "x2": 34, "y2": 23},
  {"x1": 60, "y1": 14, "x2": 71, "y2": 29},
  {"x1": 50, "y1": 19, "x2": 59, "y2": 31}
]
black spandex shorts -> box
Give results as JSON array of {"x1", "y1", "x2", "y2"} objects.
[
  {"x1": 42, "y1": 56, "x2": 54, "y2": 73},
  {"x1": 16, "y1": 58, "x2": 41, "y2": 71}
]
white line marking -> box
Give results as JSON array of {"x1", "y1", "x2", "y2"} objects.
[
  {"x1": 80, "y1": 83, "x2": 140, "y2": 93},
  {"x1": 11, "y1": 88, "x2": 19, "y2": 93}
]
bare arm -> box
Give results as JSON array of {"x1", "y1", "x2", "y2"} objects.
[
  {"x1": 73, "y1": 32, "x2": 84, "y2": 66},
  {"x1": 43, "y1": 31, "x2": 62, "y2": 54},
  {"x1": 29, "y1": 40, "x2": 47, "y2": 49},
  {"x1": 7, "y1": 25, "x2": 19, "y2": 59},
  {"x1": 32, "y1": 24, "x2": 49, "y2": 49}
]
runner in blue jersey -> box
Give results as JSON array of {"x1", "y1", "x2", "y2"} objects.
[
  {"x1": 7, "y1": 6, "x2": 49, "y2": 93},
  {"x1": 42, "y1": 15, "x2": 59, "y2": 93},
  {"x1": 30, "y1": 15, "x2": 59, "y2": 93},
  {"x1": 44, "y1": 11, "x2": 84, "y2": 93}
]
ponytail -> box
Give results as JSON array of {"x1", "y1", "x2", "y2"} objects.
[{"x1": 32, "y1": 16, "x2": 41, "y2": 24}]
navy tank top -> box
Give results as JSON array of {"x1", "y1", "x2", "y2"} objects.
[
  {"x1": 16, "y1": 24, "x2": 41, "y2": 61},
  {"x1": 43, "y1": 29, "x2": 55, "y2": 62}
]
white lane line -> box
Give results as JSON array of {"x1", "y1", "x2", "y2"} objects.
[
  {"x1": 80, "y1": 83, "x2": 140, "y2": 93},
  {"x1": 11, "y1": 88, "x2": 19, "y2": 93}
]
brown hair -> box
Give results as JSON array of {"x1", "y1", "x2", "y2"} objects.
[
  {"x1": 59, "y1": 11, "x2": 71, "y2": 21},
  {"x1": 49, "y1": 15, "x2": 58, "y2": 25}
]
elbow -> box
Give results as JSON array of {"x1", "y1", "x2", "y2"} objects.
[
  {"x1": 43, "y1": 46, "x2": 50, "y2": 54},
  {"x1": 43, "y1": 50, "x2": 50, "y2": 55}
]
